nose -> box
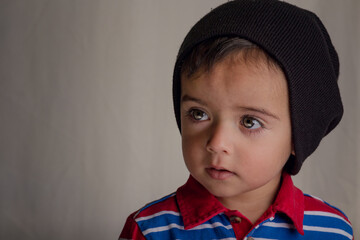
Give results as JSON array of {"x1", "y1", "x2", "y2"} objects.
[{"x1": 206, "y1": 121, "x2": 233, "y2": 155}]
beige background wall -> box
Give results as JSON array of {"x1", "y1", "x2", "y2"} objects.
[{"x1": 0, "y1": 0, "x2": 359, "y2": 239}]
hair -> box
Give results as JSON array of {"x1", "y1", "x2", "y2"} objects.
[{"x1": 180, "y1": 37, "x2": 283, "y2": 80}]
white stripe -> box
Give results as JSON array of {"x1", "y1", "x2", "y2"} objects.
[
  {"x1": 304, "y1": 211, "x2": 352, "y2": 227},
  {"x1": 143, "y1": 221, "x2": 233, "y2": 236},
  {"x1": 135, "y1": 210, "x2": 180, "y2": 222},
  {"x1": 262, "y1": 221, "x2": 295, "y2": 229},
  {"x1": 191, "y1": 222, "x2": 233, "y2": 230},
  {"x1": 143, "y1": 223, "x2": 184, "y2": 235},
  {"x1": 306, "y1": 194, "x2": 324, "y2": 202},
  {"x1": 304, "y1": 225, "x2": 352, "y2": 239}
]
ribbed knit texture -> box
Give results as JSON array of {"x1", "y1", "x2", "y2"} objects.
[{"x1": 172, "y1": 0, "x2": 343, "y2": 174}]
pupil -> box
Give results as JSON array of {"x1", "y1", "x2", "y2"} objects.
[
  {"x1": 194, "y1": 111, "x2": 202, "y2": 120},
  {"x1": 244, "y1": 118, "x2": 254, "y2": 128}
]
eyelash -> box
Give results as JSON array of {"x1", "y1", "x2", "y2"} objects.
[
  {"x1": 185, "y1": 108, "x2": 209, "y2": 122},
  {"x1": 240, "y1": 115, "x2": 265, "y2": 136}
]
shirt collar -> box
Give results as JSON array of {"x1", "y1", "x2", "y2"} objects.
[
  {"x1": 272, "y1": 172, "x2": 304, "y2": 235},
  {"x1": 176, "y1": 172, "x2": 304, "y2": 235}
]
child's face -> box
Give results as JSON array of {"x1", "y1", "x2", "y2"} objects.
[{"x1": 180, "y1": 55, "x2": 293, "y2": 204}]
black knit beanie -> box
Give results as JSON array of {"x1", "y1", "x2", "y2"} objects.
[{"x1": 172, "y1": 0, "x2": 343, "y2": 175}]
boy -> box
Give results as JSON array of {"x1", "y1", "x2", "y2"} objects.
[{"x1": 120, "y1": 0, "x2": 353, "y2": 239}]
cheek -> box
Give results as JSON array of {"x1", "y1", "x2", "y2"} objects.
[
  {"x1": 182, "y1": 133, "x2": 202, "y2": 158},
  {"x1": 181, "y1": 129, "x2": 208, "y2": 169},
  {"x1": 182, "y1": 137, "x2": 202, "y2": 174},
  {"x1": 237, "y1": 133, "x2": 291, "y2": 170},
  {"x1": 181, "y1": 120, "x2": 205, "y2": 150}
]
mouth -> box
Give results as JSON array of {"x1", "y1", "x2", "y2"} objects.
[{"x1": 206, "y1": 167, "x2": 235, "y2": 180}]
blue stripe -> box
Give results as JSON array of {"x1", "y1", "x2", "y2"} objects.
[
  {"x1": 304, "y1": 215, "x2": 352, "y2": 233},
  {"x1": 251, "y1": 226, "x2": 300, "y2": 239},
  {"x1": 137, "y1": 213, "x2": 236, "y2": 240},
  {"x1": 303, "y1": 228, "x2": 352, "y2": 240},
  {"x1": 246, "y1": 213, "x2": 353, "y2": 240},
  {"x1": 144, "y1": 226, "x2": 234, "y2": 240},
  {"x1": 251, "y1": 225, "x2": 352, "y2": 240},
  {"x1": 136, "y1": 211, "x2": 183, "y2": 226}
]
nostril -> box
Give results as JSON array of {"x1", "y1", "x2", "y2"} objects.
[
  {"x1": 206, "y1": 145, "x2": 216, "y2": 154},
  {"x1": 206, "y1": 143, "x2": 229, "y2": 154}
]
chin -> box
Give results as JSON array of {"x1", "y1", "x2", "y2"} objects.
[{"x1": 203, "y1": 181, "x2": 243, "y2": 199}]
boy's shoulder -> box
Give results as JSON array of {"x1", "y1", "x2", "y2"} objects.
[
  {"x1": 303, "y1": 193, "x2": 351, "y2": 220},
  {"x1": 302, "y1": 193, "x2": 353, "y2": 237},
  {"x1": 132, "y1": 192, "x2": 179, "y2": 220},
  {"x1": 119, "y1": 192, "x2": 180, "y2": 240}
]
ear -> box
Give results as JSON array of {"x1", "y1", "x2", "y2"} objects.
[{"x1": 291, "y1": 143, "x2": 295, "y2": 155}]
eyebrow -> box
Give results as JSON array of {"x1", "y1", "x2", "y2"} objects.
[
  {"x1": 238, "y1": 106, "x2": 280, "y2": 120},
  {"x1": 181, "y1": 94, "x2": 280, "y2": 120},
  {"x1": 181, "y1": 94, "x2": 208, "y2": 106}
]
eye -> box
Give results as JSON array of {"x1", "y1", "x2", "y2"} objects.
[
  {"x1": 241, "y1": 116, "x2": 262, "y2": 129},
  {"x1": 189, "y1": 109, "x2": 209, "y2": 121}
]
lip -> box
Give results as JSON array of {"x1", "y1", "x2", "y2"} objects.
[{"x1": 206, "y1": 167, "x2": 234, "y2": 180}]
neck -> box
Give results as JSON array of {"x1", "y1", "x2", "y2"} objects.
[{"x1": 217, "y1": 174, "x2": 282, "y2": 224}]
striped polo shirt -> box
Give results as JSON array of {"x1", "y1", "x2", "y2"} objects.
[{"x1": 119, "y1": 173, "x2": 353, "y2": 239}]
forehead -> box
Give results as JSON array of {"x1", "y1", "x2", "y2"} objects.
[{"x1": 181, "y1": 54, "x2": 289, "y2": 101}]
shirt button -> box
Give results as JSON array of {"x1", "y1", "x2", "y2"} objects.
[{"x1": 229, "y1": 216, "x2": 242, "y2": 223}]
